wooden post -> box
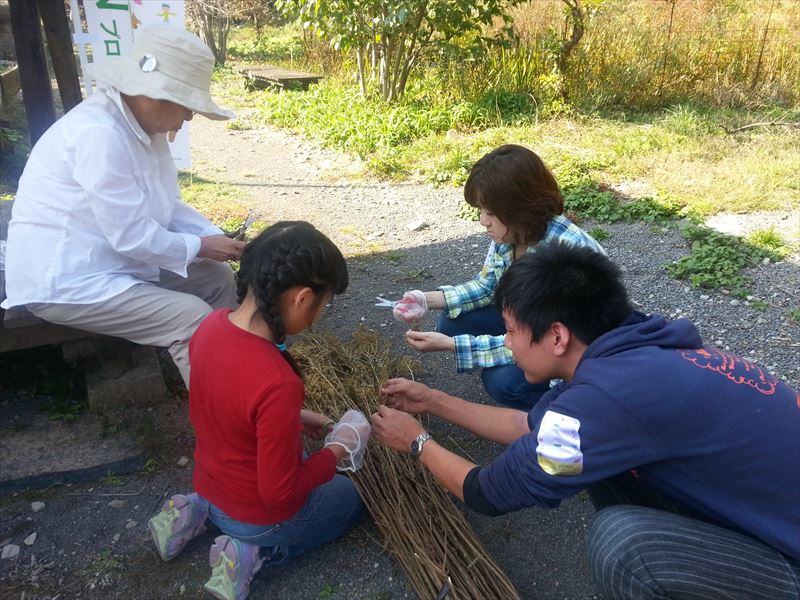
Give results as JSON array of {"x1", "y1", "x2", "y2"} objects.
[
  {"x1": 37, "y1": 0, "x2": 82, "y2": 113},
  {"x1": 7, "y1": 0, "x2": 55, "y2": 145},
  {"x1": 752, "y1": 0, "x2": 776, "y2": 89}
]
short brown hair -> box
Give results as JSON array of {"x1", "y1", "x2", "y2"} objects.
[{"x1": 464, "y1": 145, "x2": 564, "y2": 245}]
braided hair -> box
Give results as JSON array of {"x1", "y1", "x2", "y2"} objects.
[{"x1": 236, "y1": 221, "x2": 348, "y2": 376}]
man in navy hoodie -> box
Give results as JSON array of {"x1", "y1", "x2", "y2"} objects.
[{"x1": 372, "y1": 242, "x2": 799, "y2": 600}]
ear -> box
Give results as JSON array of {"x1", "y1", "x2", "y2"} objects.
[
  {"x1": 289, "y1": 286, "x2": 315, "y2": 309},
  {"x1": 550, "y1": 322, "x2": 571, "y2": 357}
]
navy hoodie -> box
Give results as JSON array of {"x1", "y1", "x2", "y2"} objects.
[{"x1": 479, "y1": 312, "x2": 800, "y2": 559}]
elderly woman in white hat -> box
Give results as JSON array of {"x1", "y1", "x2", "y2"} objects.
[{"x1": 1, "y1": 25, "x2": 243, "y2": 387}]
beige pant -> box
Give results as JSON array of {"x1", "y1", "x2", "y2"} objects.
[{"x1": 29, "y1": 260, "x2": 237, "y2": 387}]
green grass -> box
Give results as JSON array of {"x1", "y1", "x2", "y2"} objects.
[
  {"x1": 747, "y1": 227, "x2": 792, "y2": 259},
  {"x1": 102, "y1": 472, "x2": 125, "y2": 487},
  {"x1": 214, "y1": 61, "x2": 799, "y2": 219},
  {"x1": 317, "y1": 584, "x2": 340, "y2": 598},
  {"x1": 227, "y1": 24, "x2": 306, "y2": 66},
  {"x1": 589, "y1": 227, "x2": 611, "y2": 242},
  {"x1": 177, "y1": 171, "x2": 249, "y2": 230},
  {"x1": 383, "y1": 250, "x2": 405, "y2": 265},
  {"x1": 396, "y1": 268, "x2": 435, "y2": 283}
]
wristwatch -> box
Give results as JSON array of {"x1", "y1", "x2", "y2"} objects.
[{"x1": 409, "y1": 433, "x2": 432, "y2": 459}]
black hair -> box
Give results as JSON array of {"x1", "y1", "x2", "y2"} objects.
[
  {"x1": 235, "y1": 221, "x2": 348, "y2": 376},
  {"x1": 464, "y1": 145, "x2": 564, "y2": 246},
  {"x1": 495, "y1": 242, "x2": 633, "y2": 345}
]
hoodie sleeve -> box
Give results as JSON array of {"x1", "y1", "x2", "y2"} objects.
[{"x1": 478, "y1": 382, "x2": 670, "y2": 513}]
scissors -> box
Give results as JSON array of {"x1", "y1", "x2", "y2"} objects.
[
  {"x1": 374, "y1": 296, "x2": 399, "y2": 308},
  {"x1": 225, "y1": 210, "x2": 256, "y2": 241}
]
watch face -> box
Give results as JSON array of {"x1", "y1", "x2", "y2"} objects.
[
  {"x1": 410, "y1": 440, "x2": 421, "y2": 457},
  {"x1": 410, "y1": 434, "x2": 430, "y2": 458}
]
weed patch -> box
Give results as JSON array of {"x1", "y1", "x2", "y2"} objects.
[
  {"x1": 589, "y1": 227, "x2": 611, "y2": 242},
  {"x1": 101, "y1": 472, "x2": 124, "y2": 487},
  {"x1": 747, "y1": 227, "x2": 792, "y2": 259},
  {"x1": 456, "y1": 202, "x2": 480, "y2": 222},
  {"x1": 318, "y1": 583, "x2": 340, "y2": 598},
  {"x1": 666, "y1": 225, "x2": 777, "y2": 294},
  {"x1": 563, "y1": 183, "x2": 678, "y2": 224},
  {"x1": 395, "y1": 268, "x2": 434, "y2": 283},
  {"x1": 383, "y1": 251, "x2": 405, "y2": 265}
]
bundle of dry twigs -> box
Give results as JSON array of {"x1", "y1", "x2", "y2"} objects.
[{"x1": 294, "y1": 328, "x2": 520, "y2": 600}]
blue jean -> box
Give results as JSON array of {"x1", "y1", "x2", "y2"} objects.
[
  {"x1": 206, "y1": 474, "x2": 363, "y2": 564},
  {"x1": 587, "y1": 474, "x2": 800, "y2": 599},
  {"x1": 436, "y1": 306, "x2": 549, "y2": 409}
]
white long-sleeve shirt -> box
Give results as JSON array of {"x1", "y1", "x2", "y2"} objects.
[{"x1": 2, "y1": 87, "x2": 220, "y2": 307}]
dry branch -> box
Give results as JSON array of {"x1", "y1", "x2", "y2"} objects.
[
  {"x1": 294, "y1": 329, "x2": 520, "y2": 600},
  {"x1": 721, "y1": 121, "x2": 800, "y2": 134}
]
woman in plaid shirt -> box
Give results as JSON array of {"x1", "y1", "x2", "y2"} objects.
[{"x1": 394, "y1": 145, "x2": 605, "y2": 408}]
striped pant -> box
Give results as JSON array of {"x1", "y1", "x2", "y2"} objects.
[{"x1": 587, "y1": 477, "x2": 800, "y2": 599}]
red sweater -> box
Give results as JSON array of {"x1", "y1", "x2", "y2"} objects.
[{"x1": 189, "y1": 309, "x2": 336, "y2": 525}]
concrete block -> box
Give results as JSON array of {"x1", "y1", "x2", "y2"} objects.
[{"x1": 86, "y1": 346, "x2": 168, "y2": 411}]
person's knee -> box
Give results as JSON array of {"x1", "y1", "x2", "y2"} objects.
[
  {"x1": 481, "y1": 367, "x2": 547, "y2": 408},
  {"x1": 480, "y1": 368, "x2": 508, "y2": 403},
  {"x1": 435, "y1": 312, "x2": 459, "y2": 336},
  {"x1": 205, "y1": 261, "x2": 238, "y2": 309},
  {"x1": 336, "y1": 475, "x2": 364, "y2": 515},
  {"x1": 588, "y1": 506, "x2": 628, "y2": 564},
  {"x1": 588, "y1": 506, "x2": 664, "y2": 600},
  {"x1": 172, "y1": 296, "x2": 214, "y2": 342}
]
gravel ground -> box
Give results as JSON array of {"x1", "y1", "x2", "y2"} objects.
[{"x1": 0, "y1": 114, "x2": 798, "y2": 600}]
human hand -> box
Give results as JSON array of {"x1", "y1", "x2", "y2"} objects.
[
  {"x1": 324, "y1": 409, "x2": 372, "y2": 472},
  {"x1": 379, "y1": 378, "x2": 435, "y2": 414},
  {"x1": 392, "y1": 290, "x2": 428, "y2": 324},
  {"x1": 198, "y1": 234, "x2": 245, "y2": 262},
  {"x1": 404, "y1": 330, "x2": 455, "y2": 353},
  {"x1": 370, "y1": 405, "x2": 425, "y2": 453},
  {"x1": 301, "y1": 409, "x2": 334, "y2": 441}
]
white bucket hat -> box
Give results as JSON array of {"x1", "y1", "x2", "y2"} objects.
[{"x1": 87, "y1": 24, "x2": 234, "y2": 120}]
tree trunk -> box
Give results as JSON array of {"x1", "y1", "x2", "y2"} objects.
[
  {"x1": 217, "y1": 14, "x2": 229, "y2": 66},
  {"x1": 202, "y1": 12, "x2": 218, "y2": 61},
  {"x1": 380, "y1": 37, "x2": 390, "y2": 101},
  {"x1": 356, "y1": 46, "x2": 367, "y2": 97},
  {"x1": 392, "y1": 5, "x2": 427, "y2": 100},
  {"x1": 557, "y1": 0, "x2": 585, "y2": 100}
]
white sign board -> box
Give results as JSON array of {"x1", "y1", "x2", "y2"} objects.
[{"x1": 71, "y1": 0, "x2": 191, "y2": 169}]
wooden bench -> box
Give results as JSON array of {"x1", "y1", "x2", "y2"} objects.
[
  {"x1": 1, "y1": 198, "x2": 169, "y2": 409},
  {"x1": 238, "y1": 65, "x2": 323, "y2": 91}
]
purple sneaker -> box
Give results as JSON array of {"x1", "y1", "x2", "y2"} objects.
[
  {"x1": 204, "y1": 535, "x2": 263, "y2": 600},
  {"x1": 148, "y1": 493, "x2": 208, "y2": 561}
]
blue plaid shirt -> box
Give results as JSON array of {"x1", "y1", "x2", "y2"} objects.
[{"x1": 439, "y1": 215, "x2": 605, "y2": 372}]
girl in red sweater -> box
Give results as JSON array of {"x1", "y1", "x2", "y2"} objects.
[{"x1": 148, "y1": 221, "x2": 371, "y2": 600}]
